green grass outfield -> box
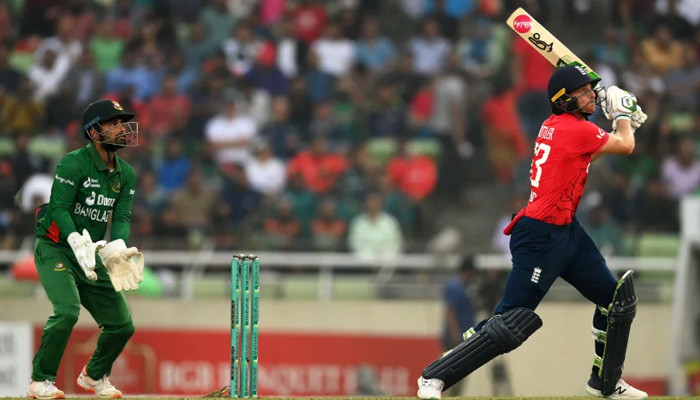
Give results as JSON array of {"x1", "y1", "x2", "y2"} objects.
[{"x1": 4, "y1": 397, "x2": 700, "y2": 400}]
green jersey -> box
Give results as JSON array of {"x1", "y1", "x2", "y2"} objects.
[{"x1": 37, "y1": 142, "x2": 137, "y2": 247}]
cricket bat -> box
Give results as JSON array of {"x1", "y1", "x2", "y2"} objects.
[{"x1": 506, "y1": 7, "x2": 600, "y2": 81}]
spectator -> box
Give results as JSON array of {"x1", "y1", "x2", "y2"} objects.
[
  {"x1": 205, "y1": 90, "x2": 258, "y2": 169},
  {"x1": 311, "y1": 197, "x2": 347, "y2": 251},
  {"x1": 36, "y1": 14, "x2": 83, "y2": 67},
  {"x1": 636, "y1": 175, "x2": 679, "y2": 233},
  {"x1": 311, "y1": 21, "x2": 356, "y2": 77},
  {"x1": 90, "y1": 19, "x2": 126, "y2": 72},
  {"x1": 456, "y1": 17, "x2": 504, "y2": 81},
  {"x1": 583, "y1": 204, "x2": 624, "y2": 256},
  {"x1": 239, "y1": 79, "x2": 272, "y2": 127},
  {"x1": 661, "y1": 137, "x2": 700, "y2": 199},
  {"x1": 63, "y1": 50, "x2": 106, "y2": 112},
  {"x1": 260, "y1": 96, "x2": 301, "y2": 160},
  {"x1": 366, "y1": 78, "x2": 407, "y2": 138},
  {"x1": 511, "y1": 26, "x2": 553, "y2": 140},
  {"x1": 168, "y1": 169, "x2": 218, "y2": 237},
  {"x1": 165, "y1": 52, "x2": 198, "y2": 95},
  {"x1": 106, "y1": 47, "x2": 158, "y2": 101},
  {"x1": 480, "y1": 79, "x2": 529, "y2": 183},
  {"x1": 146, "y1": 74, "x2": 192, "y2": 137},
  {"x1": 27, "y1": 45, "x2": 70, "y2": 103},
  {"x1": 387, "y1": 140, "x2": 437, "y2": 201},
  {"x1": 407, "y1": 18, "x2": 451, "y2": 76},
  {"x1": 355, "y1": 18, "x2": 397, "y2": 73},
  {"x1": 287, "y1": 136, "x2": 348, "y2": 194},
  {"x1": 290, "y1": 0, "x2": 328, "y2": 45},
  {"x1": 244, "y1": 42, "x2": 290, "y2": 96},
  {"x1": 199, "y1": 0, "x2": 238, "y2": 51},
  {"x1": 287, "y1": 76, "x2": 315, "y2": 132},
  {"x1": 245, "y1": 139, "x2": 287, "y2": 196},
  {"x1": 180, "y1": 21, "x2": 217, "y2": 70},
  {"x1": 262, "y1": 195, "x2": 302, "y2": 250},
  {"x1": 640, "y1": 24, "x2": 685, "y2": 76},
  {"x1": 223, "y1": 21, "x2": 262, "y2": 77},
  {"x1": 157, "y1": 139, "x2": 191, "y2": 193},
  {"x1": 309, "y1": 101, "x2": 344, "y2": 150},
  {"x1": 1, "y1": 78, "x2": 45, "y2": 135},
  {"x1": 348, "y1": 192, "x2": 403, "y2": 262},
  {"x1": 427, "y1": 0, "x2": 460, "y2": 42},
  {"x1": 304, "y1": 50, "x2": 336, "y2": 104},
  {"x1": 441, "y1": 254, "x2": 477, "y2": 396},
  {"x1": 337, "y1": 143, "x2": 377, "y2": 219},
  {"x1": 664, "y1": 49, "x2": 700, "y2": 112},
  {"x1": 274, "y1": 17, "x2": 302, "y2": 77},
  {"x1": 0, "y1": 40, "x2": 22, "y2": 94}
]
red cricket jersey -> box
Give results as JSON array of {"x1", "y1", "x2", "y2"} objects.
[{"x1": 505, "y1": 113, "x2": 610, "y2": 233}]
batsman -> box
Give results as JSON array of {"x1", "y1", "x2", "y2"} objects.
[
  {"x1": 27, "y1": 99, "x2": 144, "y2": 399},
  {"x1": 417, "y1": 66, "x2": 648, "y2": 400}
]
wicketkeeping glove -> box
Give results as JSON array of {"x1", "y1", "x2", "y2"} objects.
[
  {"x1": 67, "y1": 229, "x2": 106, "y2": 281},
  {"x1": 98, "y1": 239, "x2": 145, "y2": 291}
]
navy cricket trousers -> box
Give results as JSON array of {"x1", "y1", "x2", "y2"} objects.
[{"x1": 494, "y1": 216, "x2": 618, "y2": 320}]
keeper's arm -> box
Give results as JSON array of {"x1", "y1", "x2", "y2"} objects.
[
  {"x1": 49, "y1": 158, "x2": 81, "y2": 239},
  {"x1": 110, "y1": 167, "x2": 136, "y2": 243}
]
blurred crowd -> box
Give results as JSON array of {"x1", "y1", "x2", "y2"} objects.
[{"x1": 0, "y1": 0, "x2": 699, "y2": 258}]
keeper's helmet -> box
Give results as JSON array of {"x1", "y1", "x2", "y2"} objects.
[
  {"x1": 547, "y1": 65, "x2": 602, "y2": 115},
  {"x1": 81, "y1": 99, "x2": 138, "y2": 149}
]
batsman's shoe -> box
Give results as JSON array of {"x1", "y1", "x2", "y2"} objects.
[
  {"x1": 27, "y1": 380, "x2": 65, "y2": 399},
  {"x1": 417, "y1": 376, "x2": 444, "y2": 400},
  {"x1": 586, "y1": 377, "x2": 648, "y2": 400},
  {"x1": 77, "y1": 367, "x2": 122, "y2": 398}
]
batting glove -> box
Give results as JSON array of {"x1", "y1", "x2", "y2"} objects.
[
  {"x1": 605, "y1": 86, "x2": 638, "y2": 127},
  {"x1": 67, "y1": 229, "x2": 106, "y2": 281}
]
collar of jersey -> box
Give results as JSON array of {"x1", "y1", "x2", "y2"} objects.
[{"x1": 86, "y1": 142, "x2": 122, "y2": 172}]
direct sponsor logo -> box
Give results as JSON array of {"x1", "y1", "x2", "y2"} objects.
[
  {"x1": 54, "y1": 262, "x2": 65, "y2": 271},
  {"x1": 85, "y1": 191, "x2": 96, "y2": 206},
  {"x1": 130, "y1": 189, "x2": 135, "y2": 196},
  {"x1": 83, "y1": 177, "x2": 100, "y2": 188},
  {"x1": 97, "y1": 194, "x2": 116, "y2": 207},
  {"x1": 513, "y1": 14, "x2": 532, "y2": 33},
  {"x1": 55, "y1": 174, "x2": 76, "y2": 186}
]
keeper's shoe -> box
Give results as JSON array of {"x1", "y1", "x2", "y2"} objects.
[
  {"x1": 417, "y1": 376, "x2": 444, "y2": 400},
  {"x1": 27, "y1": 380, "x2": 65, "y2": 399},
  {"x1": 586, "y1": 376, "x2": 648, "y2": 400},
  {"x1": 77, "y1": 367, "x2": 122, "y2": 398}
]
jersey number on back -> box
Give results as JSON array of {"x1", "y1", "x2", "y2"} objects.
[{"x1": 530, "y1": 143, "x2": 551, "y2": 188}]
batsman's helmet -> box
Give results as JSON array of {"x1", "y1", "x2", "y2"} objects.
[
  {"x1": 81, "y1": 99, "x2": 135, "y2": 140},
  {"x1": 547, "y1": 65, "x2": 601, "y2": 115}
]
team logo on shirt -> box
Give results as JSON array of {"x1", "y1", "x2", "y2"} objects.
[
  {"x1": 54, "y1": 262, "x2": 65, "y2": 271},
  {"x1": 112, "y1": 180, "x2": 121, "y2": 193}
]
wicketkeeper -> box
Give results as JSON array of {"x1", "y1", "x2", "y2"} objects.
[
  {"x1": 27, "y1": 99, "x2": 144, "y2": 399},
  {"x1": 417, "y1": 66, "x2": 649, "y2": 400}
]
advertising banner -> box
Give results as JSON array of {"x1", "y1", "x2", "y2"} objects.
[
  {"x1": 40, "y1": 327, "x2": 441, "y2": 396},
  {"x1": 0, "y1": 322, "x2": 33, "y2": 397}
]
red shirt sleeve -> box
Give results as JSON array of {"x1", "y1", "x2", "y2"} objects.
[{"x1": 566, "y1": 121, "x2": 610, "y2": 156}]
